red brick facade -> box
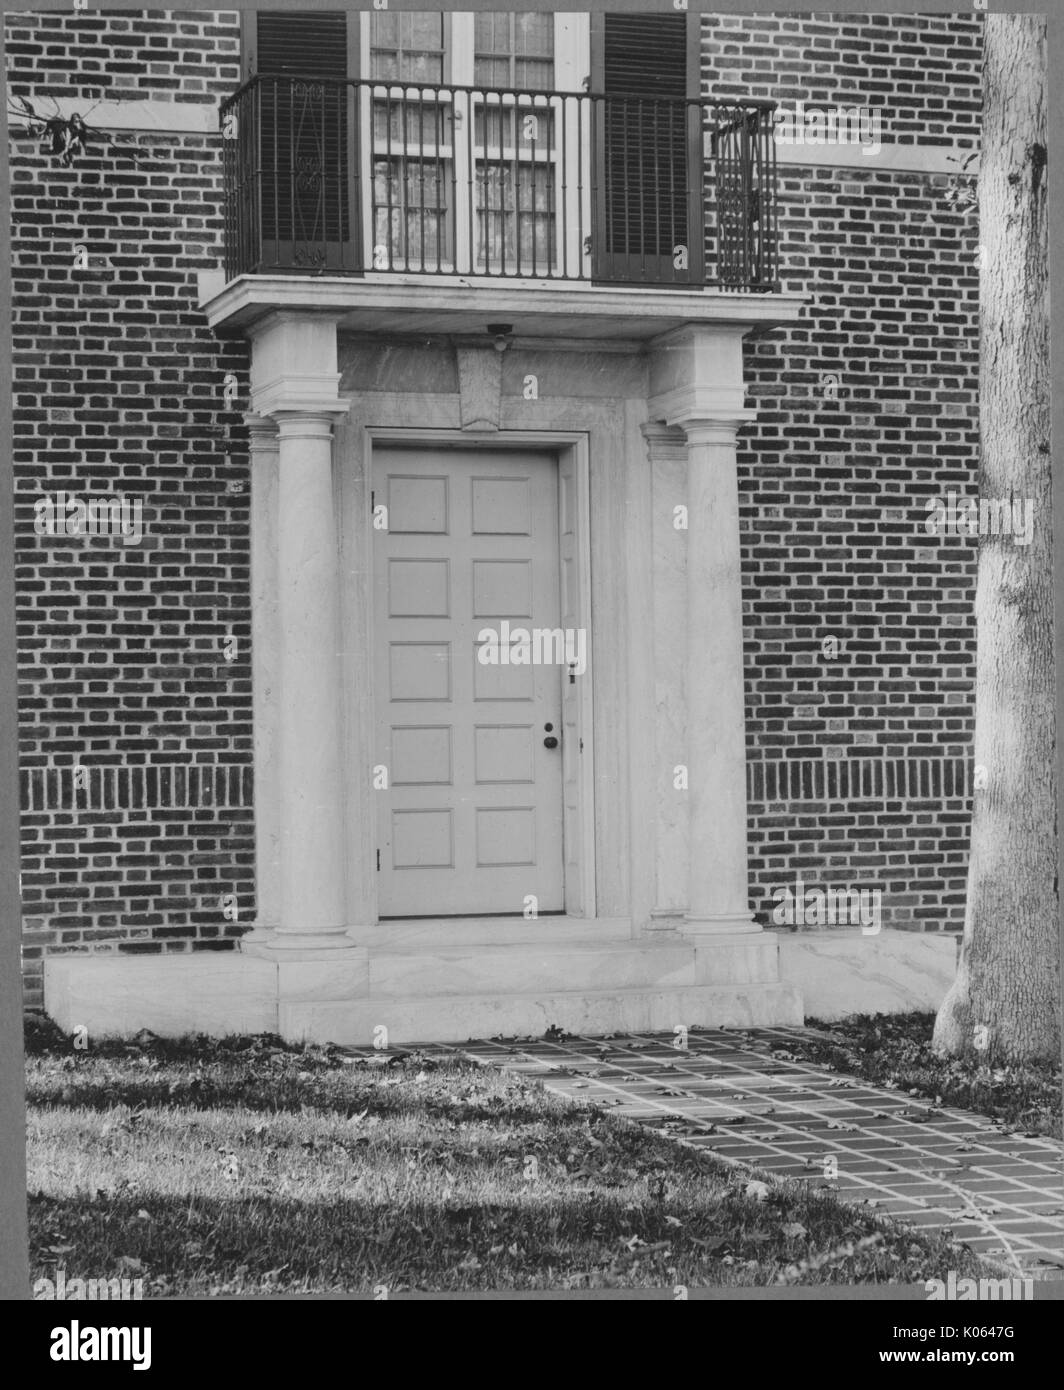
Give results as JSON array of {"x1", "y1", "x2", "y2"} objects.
[
  {"x1": 8, "y1": 10, "x2": 252, "y2": 1006},
  {"x1": 700, "y1": 12, "x2": 981, "y2": 931}
]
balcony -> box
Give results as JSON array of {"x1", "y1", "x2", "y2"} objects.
[{"x1": 221, "y1": 75, "x2": 781, "y2": 294}]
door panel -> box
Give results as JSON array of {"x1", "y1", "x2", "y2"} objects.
[{"x1": 374, "y1": 448, "x2": 564, "y2": 917}]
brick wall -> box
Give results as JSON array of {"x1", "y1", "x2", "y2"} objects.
[
  {"x1": 7, "y1": 9, "x2": 253, "y2": 1007},
  {"x1": 701, "y1": 12, "x2": 983, "y2": 932},
  {"x1": 5, "y1": 7, "x2": 240, "y2": 101},
  {"x1": 702, "y1": 11, "x2": 981, "y2": 144}
]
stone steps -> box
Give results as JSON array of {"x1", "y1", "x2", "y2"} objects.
[
  {"x1": 282, "y1": 980, "x2": 803, "y2": 1046},
  {"x1": 369, "y1": 939, "x2": 696, "y2": 998}
]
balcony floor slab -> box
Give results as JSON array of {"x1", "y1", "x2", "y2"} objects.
[{"x1": 199, "y1": 270, "x2": 807, "y2": 341}]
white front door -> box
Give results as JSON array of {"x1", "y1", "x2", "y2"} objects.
[{"x1": 373, "y1": 447, "x2": 565, "y2": 917}]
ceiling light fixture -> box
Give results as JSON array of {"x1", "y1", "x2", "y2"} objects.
[{"x1": 487, "y1": 322, "x2": 514, "y2": 353}]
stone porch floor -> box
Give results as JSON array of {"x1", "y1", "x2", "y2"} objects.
[{"x1": 367, "y1": 1026, "x2": 1064, "y2": 1278}]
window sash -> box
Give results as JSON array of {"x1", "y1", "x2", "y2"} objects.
[
  {"x1": 370, "y1": 11, "x2": 446, "y2": 83},
  {"x1": 474, "y1": 12, "x2": 554, "y2": 91}
]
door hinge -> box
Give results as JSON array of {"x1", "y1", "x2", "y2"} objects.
[
  {"x1": 376, "y1": 848, "x2": 380, "y2": 872},
  {"x1": 579, "y1": 738, "x2": 583, "y2": 752},
  {"x1": 370, "y1": 490, "x2": 375, "y2": 511}
]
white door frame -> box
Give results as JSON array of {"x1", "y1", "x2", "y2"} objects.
[{"x1": 364, "y1": 427, "x2": 596, "y2": 921}]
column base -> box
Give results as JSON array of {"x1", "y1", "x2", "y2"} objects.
[
  {"x1": 240, "y1": 926, "x2": 363, "y2": 957},
  {"x1": 642, "y1": 908, "x2": 686, "y2": 935},
  {"x1": 682, "y1": 912, "x2": 762, "y2": 936},
  {"x1": 240, "y1": 929, "x2": 369, "y2": 1003}
]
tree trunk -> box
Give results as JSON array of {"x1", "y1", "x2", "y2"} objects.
[{"x1": 933, "y1": 13, "x2": 1059, "y2": 1064}]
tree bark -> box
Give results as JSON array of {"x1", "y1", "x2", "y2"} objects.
[{"x1": 933, "y1": 13, "x2": 1059, "y2": 1064}]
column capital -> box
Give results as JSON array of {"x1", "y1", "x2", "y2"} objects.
[
  {"x1": 679, "y1": 415, "x2": 758, "y2": 448},
  {"x1": 272, "y1": 409, "x2": 348, "y2": 445},
  {"x1": 244, "y1": 411, "x2": 280, "y2": 452},
  {"x1": 641, "y1": 420, "x2": 688, "y2": 462},
  {"x1": 641, "y1": 420, "x2": 685, "y2": 440}
]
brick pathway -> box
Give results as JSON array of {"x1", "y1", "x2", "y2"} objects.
[{"x1": 442, "y1": 1027, "x2": 1064, "y2": 1278}]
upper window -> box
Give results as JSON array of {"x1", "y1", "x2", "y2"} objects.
[
  {"x1": 370, "y1": 12, "x2": 446, "y2": 83},
  {"x1": 474, "y1": 12, "x2": 554, "y2": 90}
]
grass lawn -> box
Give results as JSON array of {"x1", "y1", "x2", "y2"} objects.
[
  {"x1": 25, "y1": 1019, "x2": 991, "y2": 1295},
  {"x1": 771, "y1": 1013, "x2": 1063, "y2": 1139}
]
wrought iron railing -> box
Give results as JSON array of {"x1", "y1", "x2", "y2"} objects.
[{"x1": 221, "y1": 75, "x2": 780, "y2": 292}]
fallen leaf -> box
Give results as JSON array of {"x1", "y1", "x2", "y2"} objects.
[{"x1": 691, "y1": 1236, "x2": 731, "y2": 1255}]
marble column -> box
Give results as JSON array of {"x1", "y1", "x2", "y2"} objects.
[
  {"x1": 240, "y1": 314, "x2": 368, "y2": 1022},
  {"x1": 682, "y1": 419, "x2": 761, "y2": 936},
  {"x1": 244, "y1": 413, "x2": 280, "y2": 939},
  {"x1": 642, "y1": 422, "x2": 690, "y2": 929},
  {"x1": 270, "y1": 409, "x2": 351, "y2": 949}
]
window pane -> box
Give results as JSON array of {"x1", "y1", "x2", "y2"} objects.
[
  {"x1": 476, "y1": 158, "x2": 554, "y2": 270},
  {"x1": 374, "y1": 156, "x2": 450, "y2": 269},
  {"x1": 514, "y1": 12, "x2": 552, "y2": 56},
  {"x1": 493, "y1": 108, "x2": 554, "y2": 148},
  {"x1": 517, "y1": 164, "x2": 551, "y2": 208},
  {"x1": 490, "y1": 13, "x2": 510, "y2": 50},
  {"x1": 473, "y1": 57, "x2": 509, "y2": 89},
  {"x1": 521, "y1": 109, "x2": 554, "y2": 146},
  {"x1": 372, "y1": 12, "x2": 443, "y2": 83},
  {"x1": 371, "y1": 52, "x2": 399, "y2": 81},
  {"x1": 370, "y1": 13, "x2": 398, "y2": 47},
  {"x1": 474, "y1": 106, "x2": 500, "y2": 149},
  {"x1": 474, "y1": 15, "x2": 555, "y2": 90},
  {"x1": 373, "y1": 100, "x2": 447, "y2": 148},
  {"x1": 405, "y1": 162, "x2": 444, "y2": 209},
  {"x1": 515, "y1": 58, "x2": 553, "y2": 91},
  {"x1": 373, "y1": 159, "x2": 399, "y2": 198},
  {"x1": 400, "y1": 52, "x2": 443, "y2": 83},
  {"x1": 474, "y1": 106, "x2": 555, "y2": 153},
  {"x1": 403, "y1": 13, "x2": 443, "y2": 50}
]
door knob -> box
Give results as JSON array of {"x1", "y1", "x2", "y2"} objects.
[{"x1": 543, "y1": 736, "x2": 559, "y2": 749}]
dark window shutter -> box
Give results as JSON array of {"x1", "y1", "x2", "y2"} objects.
[
  {"x1": 601, "y1": 13, "x2": 690, "y2": 269},
  {"x1": 602, "y1": 13, "x2": 687, "y2": 97},
  {"x1": 253, "y1": 12, "x2": 356, "y2": 268},
  {"x1": 255, "y1": 12, "x2": 349, "y2": 80}
]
